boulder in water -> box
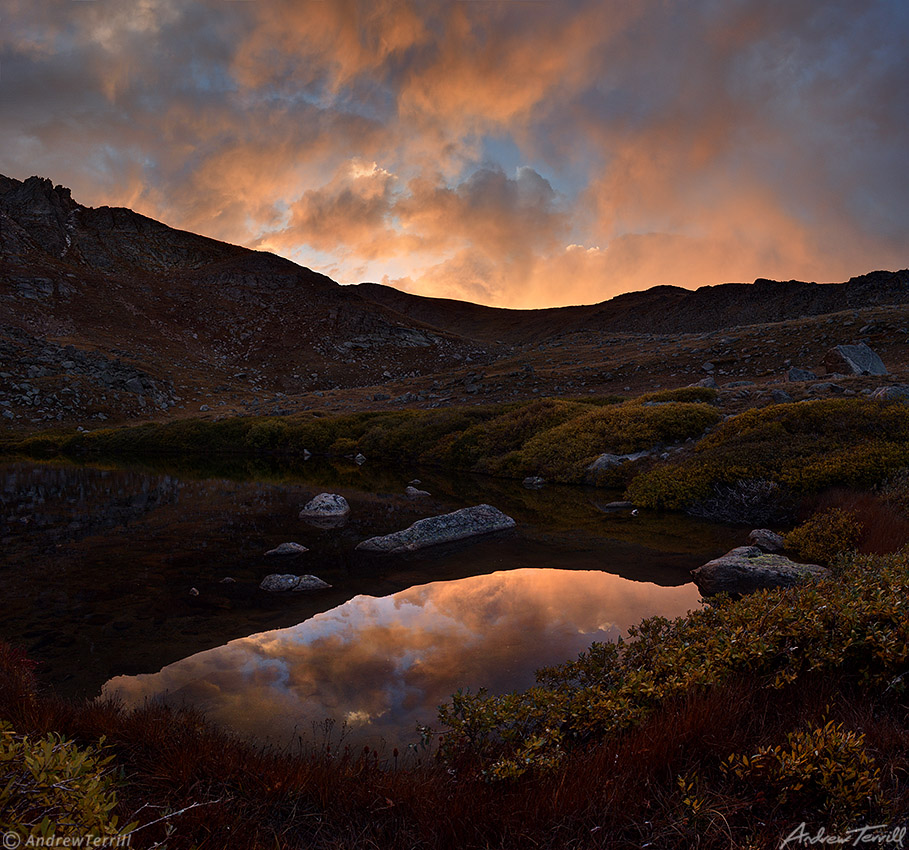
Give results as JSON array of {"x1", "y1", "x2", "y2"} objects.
[{"x1": 356, "y1": 504, "x2": 515, "y2": 554}]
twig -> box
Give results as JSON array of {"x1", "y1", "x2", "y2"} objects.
[{"x1": 125, "y1": 798, "x2": 223, "y2": 836}]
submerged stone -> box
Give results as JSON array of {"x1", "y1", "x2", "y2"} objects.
[
  {"x1": 259, "y1": 573, "x2": 330, "y2": 592},
  {"x1": 265, "y1": 542, "x2": 309, "y2": 557}
]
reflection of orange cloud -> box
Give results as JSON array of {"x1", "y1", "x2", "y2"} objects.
[{"x1": 104, "y1": 569, "x2": 701, "y2": 748}]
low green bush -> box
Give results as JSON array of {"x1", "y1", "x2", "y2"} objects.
[
  {"x1": 0, "y1": 721, "x2": 135, "y2": 839},
  {"x1": 627, "y1": 400, "x2": 909, "y2": 511},
  {"x1": 722, "y1": 720, "x2": 881, "y2": 819},
  {"x1": 515, "y1": 401, "x2": 720, "y2": 482},
  {"x1": 785, "y1": 508, "x2": 864, "y2": 566}
]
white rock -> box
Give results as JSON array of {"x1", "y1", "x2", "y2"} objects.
[{"x1": 299, "y1": 493, "x2": 350, "y2": 518}]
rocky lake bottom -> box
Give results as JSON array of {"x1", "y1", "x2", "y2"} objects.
[{"x1": 1, "y1": 457, "x2": 744, "y2": 749}]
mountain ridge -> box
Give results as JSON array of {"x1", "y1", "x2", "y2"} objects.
[{"x1": 1, "y1": 173, "x2": 908, "y2": 428}]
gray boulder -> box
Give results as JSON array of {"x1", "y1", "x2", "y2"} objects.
[
  {"x1": 405, "y1": 485, "x2": 431, "y2": 498},
  {"x1": 871, "y1": 385, "x2": 909, "y2": 402},
  {"x1": 809, "y1": 382, "x2": 845, "y2": 395},
  {"x1": 691, "y1": 546, "x2": 829, "y2": 597},
  {"x1": 787, "y1": 367, "x2": 817, "y2": 382},
  {"x1": 259, "y1": 573, "x2": 331, "y2": 592},
  {"x1": 356, "y1": 504, "x2": 515, "y2": 554},
  {"x1": 522, "y1": 476, "x2": 546, "y2": 489},
  {"x1": 299, "y1": 493, "x2": 350, "y2": 519},
  {"x1": 265, "y1": 542, "x2": 309, "y2": 557},
  {"x1": 587, "y1": 450, "x2": 651, "y2": 473},
  {"x1": 824, "y1": 343, "x2": 887, "y2": 376},
  {"x1": 770, "y1": 389, "x2": 793, "y2": 403},
  {"x1": 748, "y1": 528, "x2": 785, "y2": 553},
  {"x1": 691, "y1": 376, "x2": 718, "y2": 389}
]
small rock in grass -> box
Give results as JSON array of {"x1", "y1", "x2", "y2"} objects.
[{"x1": 787, "y1": 367, "x2": 817, "y2": 382}]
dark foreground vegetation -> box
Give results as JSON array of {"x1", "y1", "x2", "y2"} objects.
[{"x1": 2, "y1": 541, "x2": 909, "y2": 848}]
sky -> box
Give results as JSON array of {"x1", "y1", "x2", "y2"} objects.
[{"x1": 1, "y1": 0, "x2": 907, "y2": 308}]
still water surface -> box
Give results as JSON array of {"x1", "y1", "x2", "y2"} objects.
[{"x1": 2, "y1": 456, "x2": 742, "y2": 748}]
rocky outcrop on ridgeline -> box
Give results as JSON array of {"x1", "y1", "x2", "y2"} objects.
[
  {"x1": 356, "y1": 504, "x2": 515, "y2": 554},
  {"x1": 691, "y1": 546, "x2": 829, "y2": 597}
]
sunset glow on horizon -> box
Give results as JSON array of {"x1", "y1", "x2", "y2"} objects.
[{"x1": 2, "y1": 0, "x2": 906, "y2": 308}]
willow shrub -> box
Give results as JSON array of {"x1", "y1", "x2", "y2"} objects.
[
  {"x1": 627, "y1": 399, "x2": 909, "y2": 510},
  {"x1": 437, "y1": 548, "x2": 909, "y2": 780},
  {"x1": 786, "y1": 508, "x2": 864, "y2": 566},
  {"x1": 0, "y1": 721, "x2": 135, "y2": 839}
]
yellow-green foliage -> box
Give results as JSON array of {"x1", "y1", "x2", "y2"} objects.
[
  {"x1": 446, "y1": 399, "x2": 600, "y2": 476},
  {"x1": 627, "y1": 399, "x2": 909, "y2": 509},
  {"x1": 632, "y1": 387, "x2": 718, "y2": 405},
  {"x1": 438, "y1": 548, "x2": 909, "y2": 778},
  {"x1": 0, "y1": 721, "x2": 134, "y2": 838},
  {"x1": 785, "y1": 508, "x2": 864, "y2": 566},
  {"x1": 7, "y1": 396, "x2": 720, "y2": 486},
  {"x1": 515, "y1": 402, "x2": 720, "y2": 482},
  {"x1": 880, "y1": 467, "x2": 909, "y2": 512},
  {"x1": 723, "y1": 721, "x2": 881, "y2": 819}
]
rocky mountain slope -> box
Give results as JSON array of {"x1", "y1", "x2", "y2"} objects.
[
  {"x1": 0, "y1": 176, "x2": 481, "y2": 424},
  {"x1": 355, "y1": 270, "x2": 909, "y2": 343},
  {"x1": 1, "y1": 173, "x2": 908, "y2": 428}
]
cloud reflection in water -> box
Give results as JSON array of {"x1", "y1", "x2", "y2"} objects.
[{"x1": 104, "y1": 569, "x2": 701, "y2": 747}]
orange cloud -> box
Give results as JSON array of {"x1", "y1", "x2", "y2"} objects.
[
  {"x1": 104, "y1": 569, "x2": 701, "y2": 747},
  {"x1": 1, "y1": 0, "x2": 905, "y2": 307}
]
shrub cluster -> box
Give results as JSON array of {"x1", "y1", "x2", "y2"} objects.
[
  {"x1": 0, "y1": 721, "x2": 134, "y2": 840},
  {"x1": 7, "y1": 396, "x2": 721, "y2": 486},
  {"x1": 785, "y1": 508, "x2": 864, "y2": 566},
  {"x1": 627, "y1": 399, "x2": 909, "y2": 511},
  {"x1": 722, "y1": 720, "x2": 881, "y2": 819}
]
